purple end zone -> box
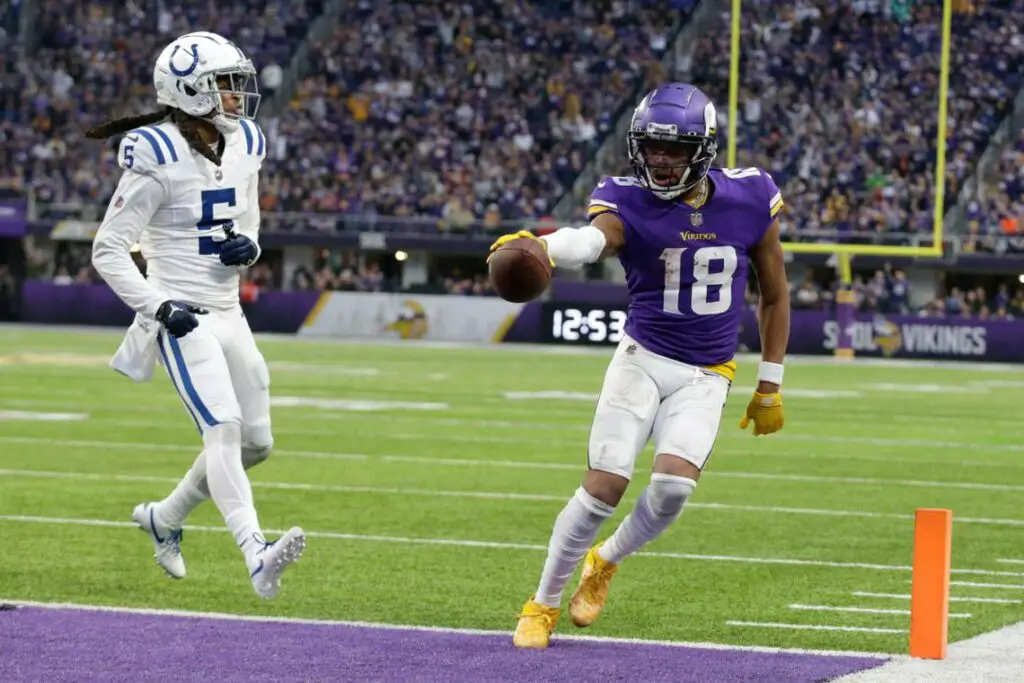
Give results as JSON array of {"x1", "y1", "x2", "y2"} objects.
[{"x1": 0, "y1": 606, "x2": 887, "y2": 683}]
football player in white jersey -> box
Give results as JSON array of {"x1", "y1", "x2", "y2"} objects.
[{"x1": 88, "y1": 31, "x2": 305, "y2": 599}]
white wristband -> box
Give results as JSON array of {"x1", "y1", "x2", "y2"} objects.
[{"x1": 758, "y1": 362, "x2": 784, "y2": 385}]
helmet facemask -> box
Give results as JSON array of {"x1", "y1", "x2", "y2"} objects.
[
  {"x1": 190, "y1": 68, "x2": 260, "y2": 135},
  {"x1": 627, "y1": 130, "x2": 716, "y2": 201}
]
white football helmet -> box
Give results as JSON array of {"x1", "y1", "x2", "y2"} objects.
[{"x1": 153, "y1": 31, "x2": 260, "y2": 135}]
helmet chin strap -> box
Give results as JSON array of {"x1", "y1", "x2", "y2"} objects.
[{"x1": 207, "y1": 113, "x2": 240, "y2": 135}]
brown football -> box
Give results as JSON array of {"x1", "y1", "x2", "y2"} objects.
[{"x1": 488, "y1": 237, "x2": 552, "y2": 303}]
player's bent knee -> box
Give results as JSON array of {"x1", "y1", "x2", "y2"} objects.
[
  {"x1": 241, "y1": 421, "x2": 273, "y2": 468},
  {"x1": 242, "y1": 421, "x2": 273, "y2": 452},
  {"x1": 647, "y1": 473, "x2": 697, "y2": 518},
  {"x1": 583, "y1": 468, "x2": 630, "y2": 507}
]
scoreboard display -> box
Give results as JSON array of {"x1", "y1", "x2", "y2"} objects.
[{"x1": 540, "y1": 302, "x2": 628, "y2": 346}]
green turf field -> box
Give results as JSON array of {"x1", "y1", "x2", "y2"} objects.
[{"x1": 1, "y1": 326, "x2": 1022, "y2": 654}]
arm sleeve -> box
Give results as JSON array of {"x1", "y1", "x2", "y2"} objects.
[
  {"x1": 91, "y1": 169, "x2": 169, "y2": 318},
  {"x1": 234, "y1": 172, "x2": 262, "y2": 262}
]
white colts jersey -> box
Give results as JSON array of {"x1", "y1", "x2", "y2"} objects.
[{"x1": 92, "y1": 118, "x2": 266, "y2": 317}]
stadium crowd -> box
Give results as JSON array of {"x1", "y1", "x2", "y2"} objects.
[
  {"x1": 263, "y1": 0, "x2": 696, "y2": 221},
  {"x1": 3, "y1": 0, "x2": 1022, "y2": 243},
  {"x1": 678, "y1": 0, "x2": 1024, "y2": 242},
  {"x1": 963, "y1": 129, "x2": 1024, "y2": 254},
  {"x1": 4, "y1": 0, "x2": 321, "y2": 207},
  {"x1": 3, "y1": 0, "x2": 695, "y2": 225}
]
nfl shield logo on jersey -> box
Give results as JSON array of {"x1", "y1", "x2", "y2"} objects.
[
  {"x1": 690, "y1": 212, "x2": 703, "y2": 227},
  {"x1": 114, "y1": 196, "x2": 124, "y2": 209}
]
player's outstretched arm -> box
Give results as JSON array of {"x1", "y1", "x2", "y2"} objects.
[
  {"x1": 537, "y1": 212, "x2": 625, "y2": 269},
  {"x1": 91, "y1": 171, "x2": 170, "y2": 319},
  {"x1": 487, "y1": 212, "x2": 624, "y2": 269},
  {"x1": 740, "y1": 218, "x2": 790, "y2": 436}
]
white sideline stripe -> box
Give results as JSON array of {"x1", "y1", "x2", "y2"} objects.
[
  {"x1": 726, "y1": 621, "x2": 907, "y2": 635},
  {"x1": 996, "y1": 558, "x2": 1024, "y2": 565},
  {"x1": 851, "y1": 592, "x2": 1022, "y2": 605},
  {"x1": 4, "y1": 467, "x2": 1024, "y2": 528},
  {"x1": 0, "y1": 599, "x2": 894, "y2": 659},
  {"x1": 949, "y1": 581, "x2": 1024, "y2": 590},
  {"x1": 0, "y1": 513, "x2": 1020, "y2": 578},
  {"x1": 787, "y1": 604, "x2": 972, "y2": 619},
  {"x1": 3, "y1": 437, "x2": 1023, "y2": 494}
]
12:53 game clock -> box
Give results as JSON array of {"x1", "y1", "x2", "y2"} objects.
[{"x1": 542, "y1": 303, "x2": 627, "y2": 345}]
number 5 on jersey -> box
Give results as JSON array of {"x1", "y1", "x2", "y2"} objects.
[
  {"x1": 660, "y1": 246, "x2": 737, "y2": 316},
  {"x1": 197, "y1": 188, "x2": 237, "y2": 255}
]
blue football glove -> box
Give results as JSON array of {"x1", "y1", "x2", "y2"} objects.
[
  {"x1": 219, "y1": 231, "x2": 258, "y2": 267},
  {"x1": 155, "y1": 300, "x2": 207, "y2": 338}
]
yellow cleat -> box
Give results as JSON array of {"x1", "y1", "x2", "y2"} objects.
[
  {"x1": 513, "y1": 596, "x2": 561, "y2": 649},
  {"x1": 569, "y1": 543, "x2": 619, "y2": 627}
]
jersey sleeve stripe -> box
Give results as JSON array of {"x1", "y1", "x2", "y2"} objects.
[
  {"x1": 589, "y1": 199, "x2": 618, "y2": 210},
  {"x1": 769, "y1": 191, "x2": 783, "y2": 210},
  {"x1": 587, "y1": 206, "x2": 616, "y2": 219},
  {"x1": 148, "y1": 127, "x2": 179, "y2": 163},
  {"x1": 769, "y1": 199, "x2": 785, "y2": 218},
  {"x1": 132, "y1": 128, "x2": 166, "y2": 165},
  {"x1": 239, "y1": 119, "x2": 255, "y2": 156},
  {"x1": 255, "y1": 123, "x2": 265, "y2": 157}
]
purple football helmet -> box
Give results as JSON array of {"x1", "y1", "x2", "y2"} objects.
[{"x1": 626, "y1": 83, "x2": 719, "y2": 200}]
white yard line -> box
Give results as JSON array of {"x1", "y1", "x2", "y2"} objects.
[
  {"x1": 726, "y1": 621, "x2": 907, "y2": 634},
  {"x1": 851, "y1": 592, "x2": 1021, "y2": 605},
  {"x1": 948, "y1": 581, "x2": 1024, "y2": 590},
  {"x1": 0, "y1": 513, "x2": 1020, "y2": 577},
  {"x1": 3, "y1": 436, "x2": 1023, "y2": 494},
  {"x1": 787, "y1": 604, "x2": 972, "y2": 619},
  {"x1": 995, "y1": 559, "x2": 1024, "y2": 565},
  {"x1": 3, "y1": 467, "x2": 1024, "y2": 528}
]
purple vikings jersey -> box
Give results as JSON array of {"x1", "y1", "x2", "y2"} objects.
[{"x1": 587, "y1": 167, "x2": 783, "y2": 377}]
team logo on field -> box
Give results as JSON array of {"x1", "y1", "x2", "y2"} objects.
[{"x1": 385, "y1": 299, "x2": 428, "y2": 340}]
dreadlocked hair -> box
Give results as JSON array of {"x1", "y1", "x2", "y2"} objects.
[{"x1": 85, "y1": 107, "x2": 223, "y2": 167}]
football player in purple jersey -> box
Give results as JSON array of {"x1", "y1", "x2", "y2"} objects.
[{"x1": 489, "y1": 83, "x2": 790, "y2": 648}]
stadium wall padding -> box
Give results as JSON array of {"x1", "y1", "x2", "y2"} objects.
[
  {"x1": 17, "y1": 283, "x2": 1024, "y2": 362},
  {"x1": 20, "y1": 281, "x2": 321, "y2": 333}
]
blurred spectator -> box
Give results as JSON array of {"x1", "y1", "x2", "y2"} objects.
[{"x1": 963, "y1": 129, "x2": 1024, "y2": 254}]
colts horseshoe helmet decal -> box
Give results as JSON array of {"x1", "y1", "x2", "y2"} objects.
[{"x1": 169, "y1": 43, "x2": 200, "y2": 77}]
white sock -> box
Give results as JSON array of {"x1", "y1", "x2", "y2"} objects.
[
  {"x1": 202, "y1": 422, "x2": 264, "y2": 569},
  {"x1": 599, "y1": 474, "x2": 694, "y2": 564},
  {"x1": 535, "y1": 487, "x2": 615, "y2": 607},
  {"x1": 154, "y1": 451, "x2": 210, "y2": 529},
  {"x1": 153, "y1": 441, "x2": 271, "y2": 530}
]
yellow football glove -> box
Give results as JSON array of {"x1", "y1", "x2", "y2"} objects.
[
  {"x1": 487, "y1": 230, "x2": 554, "y2": 267},
  {"x1": 739, "y1": 391, "x2": 784, "y2": 436}
]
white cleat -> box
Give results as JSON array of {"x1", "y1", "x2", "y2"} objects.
[
  {"x1": 249, "y1": 527, "x2": 306, "y2": 599},
  {"x1": 131, "y1": 503, "x2": 186, "y2": 580}
]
